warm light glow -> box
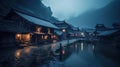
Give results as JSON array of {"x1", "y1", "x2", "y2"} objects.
[
  {"x1": 48, "y1": 28, "x2": 51, "y2": 34},
  {"x1": 36, "y1": 27, "x2": 43, "y2": 34},
  {"x1": 24, "y1": 47, "x2": 31, "y2": 53},
  {"x1": 15, "y1": 50, "x2": 22, "y2": 59},
  {"x1": 53, "y1": 35, "x2": 56, "y2": 38},
  {"x1": 62, "y1": 29, "x2": 66, "y2": 32},
  {"x1": 16, "y1": 34, "x2": 30, "y2": 42},
  {"x1": 26, "y1": 34, "x2": 30, "y2": 41},
  {"x1": 44, "y1": 35, "x2": 48, "y2": 40},
  {"x1": 62, "y1": 50, "x2": 65, "y2": 55},
  {"x1": 16, "y1": 34, "x2": 21, "y2": 41},
  {"x1": 17, "y1": 34, "x2": 20, "y2": 37},
  {"x1": 21, "y1": 34, "x2": 30, "y2": 42},
  {"x1": 51, "y1": 35, "x2": 57, "y2": 39},
  {"x1": 37, "y1": 27, "x2": 41, "y2": 32}
]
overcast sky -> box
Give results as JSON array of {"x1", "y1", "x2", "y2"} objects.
[{"x1": 42, "y1": 0, "x2": 113, "y2": 20}]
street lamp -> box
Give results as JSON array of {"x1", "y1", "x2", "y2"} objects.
[
  {"x1": 81, "y1": 32, "x2": 85, "y2": 37},
  {"x1": 62, "y1": 29, "x2": 66, "y2": 32}
]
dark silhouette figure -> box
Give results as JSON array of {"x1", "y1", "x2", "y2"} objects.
[{"x1": 59, "y1": 43, "x2": 63, "y2": 61}]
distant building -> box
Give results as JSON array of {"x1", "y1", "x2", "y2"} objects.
[
  {"x1": 112, "y1": 23, "x2": 120, "y2": 29},
  {"x1": 53, "y1": 21, "x2": 80, "y2": 40},
  {"x1": 71, "y1": 26, "x2": 81, "y2": 38},
  {"x1": 95, "y1": 24, "x2": 106, "y2": 31},
  {"x1": 53, "y1": 21, "x2": 70, "y2": 40}
]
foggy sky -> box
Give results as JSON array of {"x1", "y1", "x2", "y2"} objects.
[{"x1": 42, "y1": 0, "x2": 113, "y2": 20}]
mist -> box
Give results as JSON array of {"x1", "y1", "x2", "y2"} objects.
[{"x1": 42, "y1": 0, "x2": 113, "y2": 20}]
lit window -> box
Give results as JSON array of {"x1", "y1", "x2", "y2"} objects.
[
  {"x1": 16, "y1": 34, "x2": 21, "y2": 41},
  {"x1": 44, "y1": 35, "x2": 48, "y2": 40},
  {"x1": 48, "y1": 28, "x2": 51, "y2": 34},
  {"x1": 36, "y1": 27, "x2": 42, "y2": 33},
  {"x1": 16, "y1": 34, "x2": 30, "y2": 42}
]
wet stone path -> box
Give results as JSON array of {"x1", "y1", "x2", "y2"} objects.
[{"x1": 0, "y1": 41, "x2": 120, "y2": 67}]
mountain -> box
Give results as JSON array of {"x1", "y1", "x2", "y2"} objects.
[
  {"x1": 15, "y1": 0, "x2": 59, "y2": 22},
  {"x1": 68, "y1": 0, "x2": 120, "y2": 28},
  {"x1": 0, "y1": 0, "x2": 17, "y2": 17},
  {"x1": 0, "y1": 0, "x2": 58, "y2": 22}
]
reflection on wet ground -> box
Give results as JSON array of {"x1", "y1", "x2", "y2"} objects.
[
  {"x1": 0, "y1": 41, "x2": 120, "y2": 67},
  {"x1": 0, "y1": 46, "x2": 52, "y2": 67}
]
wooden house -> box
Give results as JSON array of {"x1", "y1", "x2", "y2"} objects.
[
  {"x1": 0, "y1": 6, "x2": 58, "y2": 47},
  {"x1": 0, "y1": 10, "x2": 32, "y2": 47},
  {"x1": 14, "y1": 8, "x2": 58, "y2": 45},
  {"x1": 53, "y1": 21, "x2": 74, "y2": 40}
]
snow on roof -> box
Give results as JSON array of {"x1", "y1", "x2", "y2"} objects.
[
  {"x1": 98, "y1": 30, "x2": 118, "y2": 36},
  {"x1": 16, "y1": 11, "x2": 58, "y2": 29}
]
